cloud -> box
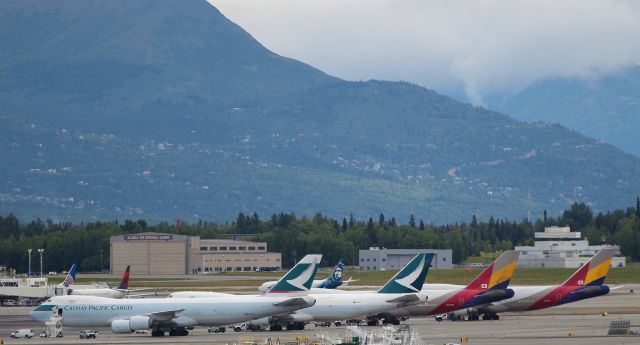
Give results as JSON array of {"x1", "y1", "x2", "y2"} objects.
[{"x1": 210, "y1": 0, "x2": 640, "y2": 105}]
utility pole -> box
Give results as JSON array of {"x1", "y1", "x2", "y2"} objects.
[{"x1": 98, "y1": 249, "x2": 104, "y2": 273}]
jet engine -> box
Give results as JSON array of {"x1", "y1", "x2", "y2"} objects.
[{"x1": 111, "y1": 315, "x2": 153, "y2": 333}]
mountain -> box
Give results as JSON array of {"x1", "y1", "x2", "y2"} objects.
[
  {"x1": 492, "y1": 65, "x2": 640, "y2": 156},
  {"x1": 2, "y1": 0, "x2": 640, "y2": 223}
]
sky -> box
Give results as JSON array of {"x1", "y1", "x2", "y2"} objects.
[{"x1": 209, "y1": 0, "x2": 640, "y2": 105}]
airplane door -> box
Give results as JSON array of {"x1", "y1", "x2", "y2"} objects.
[
  {"x1": 555, "y1": 294, "x2": 562, "y2": 304},
  {"x1": 458, "y1": 297, "x2": 464, "y2": 307}
]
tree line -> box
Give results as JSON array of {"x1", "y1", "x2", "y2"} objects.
[{"x1": 1, "y1": 198, "x2": 639, "y2": 272}]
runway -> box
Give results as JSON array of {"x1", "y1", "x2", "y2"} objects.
[{"x1": 1, "y1": 287, "x2": 638, "y2": 345}]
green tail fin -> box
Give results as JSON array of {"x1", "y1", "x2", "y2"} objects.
[
  {"x1": 378, "y1": 253, "x2": 433, "y2": 294},
  {"x1": 268, "y1": 254, "x2": 322, "y2": 293}
]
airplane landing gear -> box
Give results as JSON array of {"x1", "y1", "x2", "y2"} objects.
[
  {"x1": 169, "y1": 327, "x2": 189, "y2": 336},
  {"x1": 151, "y1": 329, "x2": 165, "y2": 337}
]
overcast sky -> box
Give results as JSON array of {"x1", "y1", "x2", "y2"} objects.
[{"x1": 209, "y1": 0, "x2": 640, "y2": 105}]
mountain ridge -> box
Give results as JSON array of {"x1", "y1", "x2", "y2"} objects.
[{"x1": 1, "y1": 0, "x2": 639, "y2": 223}]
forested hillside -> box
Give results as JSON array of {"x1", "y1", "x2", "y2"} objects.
[{"x1": 1, "y1": 199, "x2": 638, "y2": 272}]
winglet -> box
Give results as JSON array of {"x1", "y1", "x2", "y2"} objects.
[
  {"x1": 378, "y1": 253, "x2": 433, "y2": 294},
  {"x1": 116, "y1": 265, "x2": 130, "y2": 290},
  {"x1": 562, "y1": 249, "x2": 615, "y2": 287},
  {"x1": 62, "y1": 263, "x2": 77, "y2": 287},
  {"x1": 268, "y1": 255, "x2": 322, "y2": 294},
  {"x1": 466, "y1": 250, "x2": 520, "y2": 290}
]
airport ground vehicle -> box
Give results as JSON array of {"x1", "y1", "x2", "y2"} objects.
[
  {"x1": 234, "y1": 322, "x2": 268, "y2": 332},
  {"x1": 79, "y1": 330, "x2": 97, "y2": 339},
  {"x1": 208, "y1": 326, "x2": 226, "y2": 333},
  {"x1": 11, "y1": 329, "x2": 35, "y2": 338},
  {"x1": 314, "y1": 321, "x2": 331, "y2": 327}
]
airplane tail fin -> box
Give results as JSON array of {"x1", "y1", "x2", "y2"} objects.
[
  {"x1": 561, "y1": 249, "x2": 615, "y2": 287},
  {"x1": 329, "y1": 259, "x2": 345, "y2": 285},
  {"x1": 267, "y1": 255, "x2": 322, "y2": 294},
  {"x1": 116, "y1": 265, "x2": 130, "y2": 290},
  {"x1": 466, "y1": 250, "x2": 520, "y2": 290},
  {"x1": 378, "y1": 253, "x2": 433, "y2": 294},
  {"x1": 62, "y1": 263, "x2": 77, "y2": 287}
]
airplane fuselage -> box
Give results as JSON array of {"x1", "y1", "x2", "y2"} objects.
[{"x1": 30, "y1": 295, "x2": 314, "y2": 328}]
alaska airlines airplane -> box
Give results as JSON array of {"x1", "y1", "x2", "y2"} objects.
[
  {"x1": 173, "y1": 253, "x2": 432, "y2": 331},
  {"x1": 60, "y1": 265, "x2": 155, "y2": 299},
  {"x1": 257, "y1": 259, "x2": 355, "y2": 292},
  {"x1": 31, "y1": 255, "x2": 321, "y2": 337},
  {"x1": 372, "y1": 250, "x2": 520, "y2": 324},
  {"x1": 444, "y1": 248, "x2": 615, "y2": 321}
]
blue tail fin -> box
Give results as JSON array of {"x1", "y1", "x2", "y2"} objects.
[
  {"x1": 315, "y1": 259, "x2": 344, "y2": 289},
  {"x1": 62, "y1": 263, "x2": 77, "y2": 287}
]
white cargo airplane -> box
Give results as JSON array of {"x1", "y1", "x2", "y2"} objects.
[
  {"x1": 31, "y1": 255, "x2": 321, "y2": 337},
  {"x1": 171, "y1": 253, "x2": 432, "y2": 330},
  {"x1": 59, "y1": 264, "x2": 155, "y2": 299}
]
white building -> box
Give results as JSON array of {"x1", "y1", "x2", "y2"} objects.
[
  {"x1": 515, "y1": 226, "x2": 626, "y2": 268},
  {"x1": 359, "y1": 248, "x2": 453, "y2": 271}
]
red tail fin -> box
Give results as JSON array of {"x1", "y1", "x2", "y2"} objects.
[{"x1": 117, "y1": 265, "x2": 130, "y2": 289}]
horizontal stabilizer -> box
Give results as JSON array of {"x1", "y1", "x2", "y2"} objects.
[
  {"x1": 272, "y1": 296, "x2": 315, "y2": 307},
  {"x1": 145, "y1": 309, "x2": 185, "y2": 321},
  {"x1": 475, "y1": 289, "x2": 513, "y2": 300},
  {"x1": 385, "y1": 294, "x2": 425, "y2": 306}
]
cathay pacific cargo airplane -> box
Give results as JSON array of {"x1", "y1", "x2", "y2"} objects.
[
  {"x1": 30, "y1": 255, "x2": 321, "y2": 337},
  {"x1": 172, "y1": 253, "x2": 433, "y2": 330}
]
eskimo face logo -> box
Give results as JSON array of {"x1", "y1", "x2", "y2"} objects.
[
  {"x1": 334, "y1": 268, "x2": 343, "y2": 279},
  {"x1": 481, "y1": 284, "x2": 488, "y2": 289},
  {"x1": 578, "y1": 280, "x2": 584, "y2": 286}
]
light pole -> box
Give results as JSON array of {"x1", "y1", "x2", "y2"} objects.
[
  {"x1": 27, "y1": 249, "x2": 32, "y2": 278},
  {"x1": 98, "y1": 249, "x2": 104, "y2": 273},
  {"x1": 38, "y1": 249, "x2": 45, "y2": 278}
]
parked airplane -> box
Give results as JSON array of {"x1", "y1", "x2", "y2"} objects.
[
  {"x1": 59, "y1": 265, "x2": 155, "y2": 299},
  {"x1": 257, "y1": 259, "x2": 357, "y2": 292},
  {"x1": 174, "y1": 253, "x2": 433, "y2": 330},
  {"x1": 371, "y1": 250, "x2": 520, "y2": 324},
  {"x1": 30, "y1": 255, "x2": 321, "y2": 336},
  {"x1": 444, "y1": 248, "x2": 615, "y2": 321}
]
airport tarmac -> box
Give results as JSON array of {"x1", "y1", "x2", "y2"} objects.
[{"x1": 1, "y1": 288, "x2": 638, "y2": 345}]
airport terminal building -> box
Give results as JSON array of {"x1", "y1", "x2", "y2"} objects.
[
  {"x1": 515, "y1": 226, "x2": 626, "y2": 268},
  {"x1": 110, "y1": 232, "x2": 281, "y2": 275},
  {"x1": 359, "y1": 248, "x2": 453, "y2": 271}
]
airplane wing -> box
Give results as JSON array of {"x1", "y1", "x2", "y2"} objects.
[{"x1": 144, "y1": 309, "x2": 185, "y2": 322}]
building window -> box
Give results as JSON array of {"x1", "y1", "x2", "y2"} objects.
[
  {"x1": 571, "y1": 243, "x2": 576, "y2": 246},
  {"x1": 229, "y1": 246, "x2": 237, "y2": 250},
  {"x1": 200, "y1": 246, "x2": 208, "y2": 251},
  {"x1": 210, "y1": 247, "x2": 217, "y2": 251},
  {"x1": 258, "y1": 246, "x2": 265, "y2": 250},
  {"x1": 373, "y1": 266, "x2": 376, "y2": 270},
  {"x1": 373, "y1": 258, "x2": 376, "y2": 262},
  {"x1": 219, "y1": 247, "x2": 227, "y2": 251},
  {"x1": 248, "y1": 246, "x2": 256, "y2": 250},
  {"x1": 244, "y1": 267, "x2": 251, "y2": 271},
  {"x1": 361, "y1": 258, "x2": 364, "y2": 262},
  {"x1": 443, "y1": 257, "x2": 446, "y2": 261},
  {"x1": 382, "y1": 258, "x2": 386, "y2": 262},
  {"x1": 239, "y1": 246, "x2": 246, "y2": 250},
  {"x1": 367, "y1": 258, "x2": 370, "y2": 262}
]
